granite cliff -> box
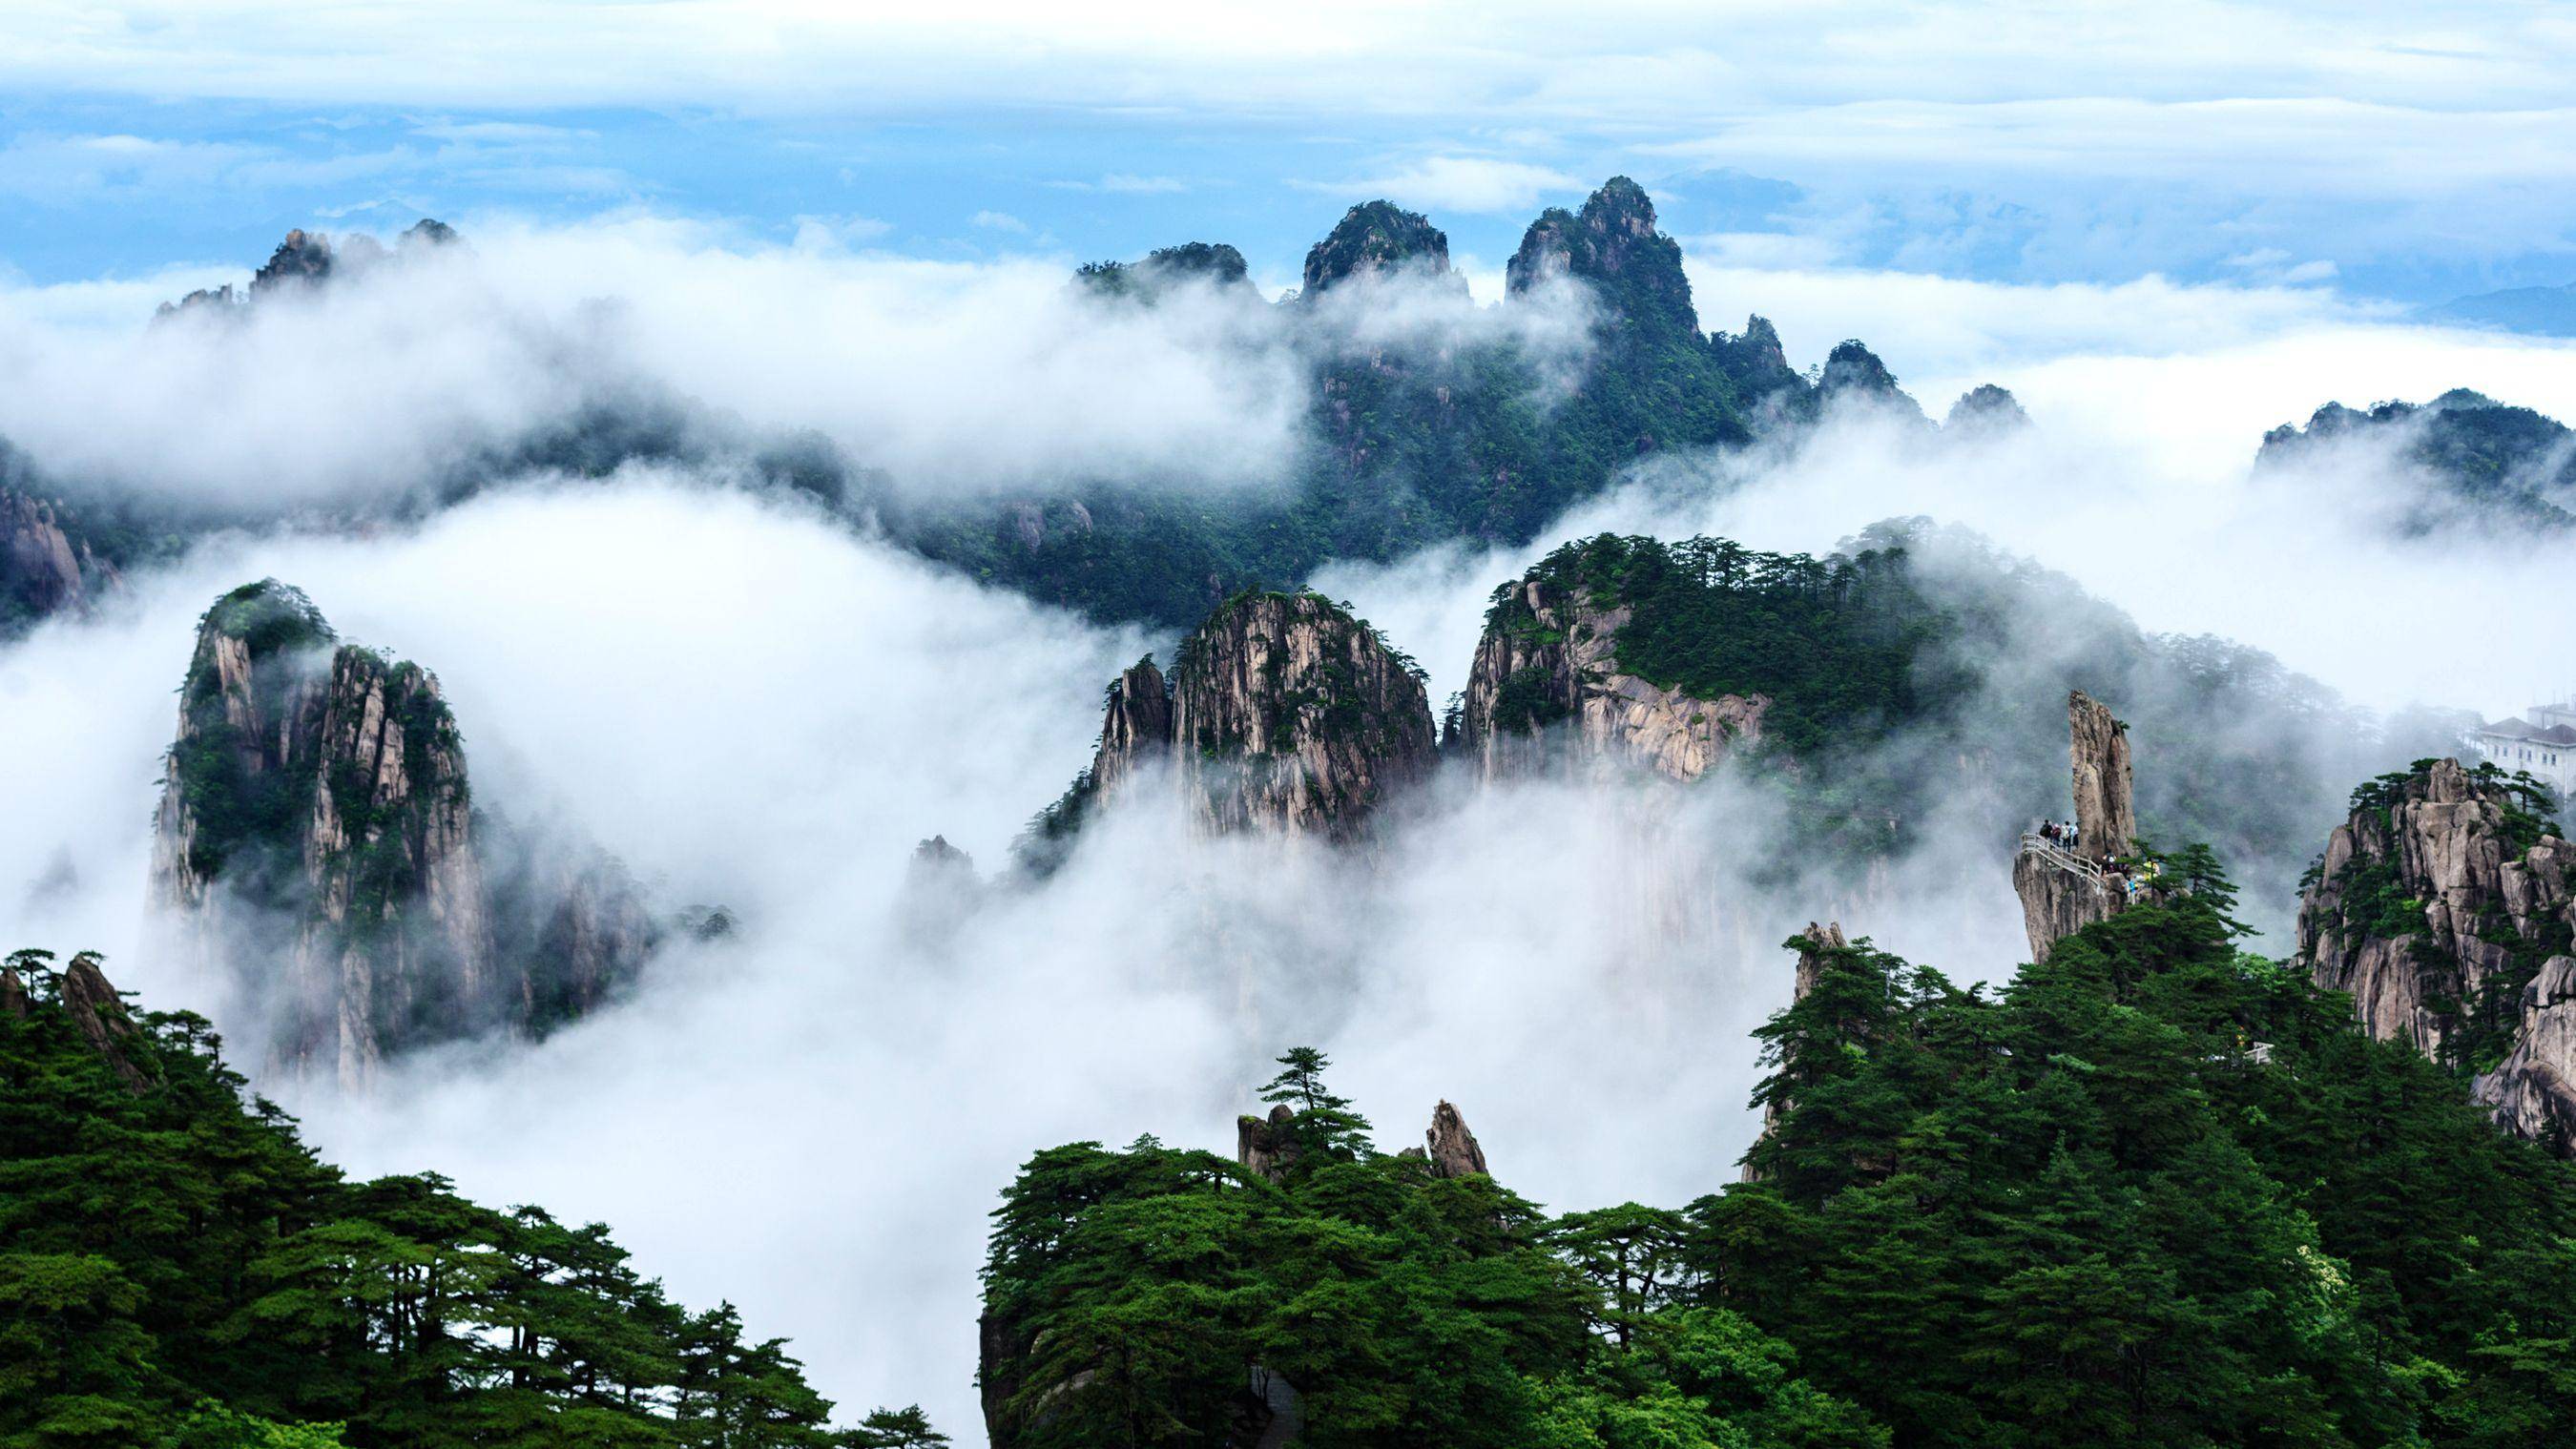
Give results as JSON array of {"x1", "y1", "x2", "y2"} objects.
[
  {"x1": 2296, "y1": 757, "x2": 2576, "y2": 1149},
  {"x1": 151, "y1": 580, "x2": 656, "y2": 1082},
  {"x1": 1051, "y1": 590, "x2": 1437, "y2": 845},
  {"x1": 2011, "y1": 691, "x2": 2147, "y2": 962},
  {"x1": 1458, "y1": 570, "x2": 1766, "y2": 783}
]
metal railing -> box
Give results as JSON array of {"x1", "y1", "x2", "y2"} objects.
[{"x1": 2019, "y1": 833, "x2": 2105, "y2": 884}]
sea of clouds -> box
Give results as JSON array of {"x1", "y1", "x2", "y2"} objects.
[{"x1": 4, "y1": 217, "x2": 2575, "y2": 1433}]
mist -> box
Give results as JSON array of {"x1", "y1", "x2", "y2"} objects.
[
  {"x1": 9, "y1": 234, "x2": 2576, "y2": 1436},
  {"x1": 0, "y1": 215, "x2": 1604, "y2": 515}
]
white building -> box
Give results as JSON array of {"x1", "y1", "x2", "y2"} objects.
[{"x1": 2470, "y1": 699, "x2": 2576, "y2": 799}]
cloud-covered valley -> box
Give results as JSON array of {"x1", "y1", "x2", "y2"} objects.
[{"x1": 6, "y1": 213, "x2": 2576, "y2": 1436}]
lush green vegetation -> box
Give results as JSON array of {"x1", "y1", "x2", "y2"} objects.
[
  {"x1": 978, "y1": 1050, "x2": 1880, "y2": 1449},
  {"x1": 1481, "y1": 526, "x2": 2461, "y2": 914},
  {"x1": 2260, "y1": 390, "x2": 2576, "y2": 532},
  {"x1": 1496, "y1": 533, "x2": 1941, "y2": 759},
  {"x1": 0, "y1": 950, "x2": 932, "y2": 1448},
  {"x1": 982, "y1": 867, "x2": 2576, "y2": 1448}
]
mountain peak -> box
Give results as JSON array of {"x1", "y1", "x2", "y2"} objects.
[
  {"x1": 1506, "y1": 176, "x2": 1695, "y2": 337},
  {"x1": 1301, "y1": 200, "x2": 1456, "y2": 297}
]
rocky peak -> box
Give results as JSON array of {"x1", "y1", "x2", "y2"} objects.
[
  {"x1": 1091, "y1": 656, "x2": 1176, "y2": 800},
  {"x1": 1459, "y1": 573, "x2": 1765, "y2": 783},
  {"x1": 2011, "y1": 691, "x2": 2147, "y2": 962},
  {"x1": 403, "y1": 217, "x2": 459, "y2": 249},
  {"x1": 251, "y1": 228, "x2": 335, "y2": 295},
  {"x1": 1422, "y1": 1100, "x2": 1489, "y2": 1179},
  {"x1": 1171, "y1": 592, "x2": 1437, "y2": 838},
  {"x1": 1506, "y1": 176, "x2": 1697, "y2": 338},
  {"x1": 1, "y1": 966, "x2": 25, "y2": 1019},
  {"x1": 1059, "y1": 593, "x2": 1434, "y2": 845},
  {"x1": 1300, "y1": 200, "x2": 1459, "y2": 298},
  {"x1": 1710, "y1": 313, "x2": 1799, "y2": 389},
  {"x1": 1818, "y1": 340, "x2": 1906, "y2": 401},
  {"x1": 1792, "y1": 920, "x2": 1848, "y2": 1002},
  {"x1": 2068, "y1": 691, "x2": 2137, "y2": 852},
  {"x1": 1943, "y1": 383, "x2": 2030, "y2": 434},
  {"x1": 61, "y1": 953, "x2": 155, "y2": 1093},
  {"x1": 152, "y1": 580, "x2": 652, "y2": 1082},
  {"x1": 2297, "y1": 758, "x2": 2575, "y2": 1148}
]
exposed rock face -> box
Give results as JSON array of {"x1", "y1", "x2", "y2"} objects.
[
  {"x1": 2480, "y1": 957, "x2": 2576, "y2": 1149},
  {"x1": 1091, "y1": 657, "x2": 1176, "y2": 800},
  {"x1": 2297, "y1": 758, "x2": 2576, "y2": 1149},
  {"x1": 1237, "y1": 1103, "x2": 1300, "y2": 1183},
  {"x1": 2012, "y1": 692, "x2": 2145, "y2": 962},
  {"x1": 1, "y1": 967, "x2": 25, "y2": 1019},
  {"x1": 1459, "y1": 575, "x2": 1765, "y2": 783},
  {"x1": 1, "y1": 486, "x2": 117, "y2": 628},
  {"x1": 2067, "y1": 691, "x2": 2137, "y2": 852},
  {"x1": 1301, "y1": 200, "x2": 1460, "y2": 297},
  {"x1": 1076, "y1": 593, "x2": 1435, "y2": 841},
  {"x1": 1423, "y1": 1100, "x2": 1489, "y2": 1178},
  {"x1": 61, "y1": 954, "x2": 154, "y2": 1093},
  {"x1": 1791, "y1": 920, "x2": 1848, "y2": 1002},
  {"x1": 1505, "y1": 176, "x2": 1697, "y2": 339},
  {"x1": 1174, "y1": 593, "x2": 1436, "y2": 836},
  {"x1": 2012, "y1": 851, "x2": 2123, "y2": 963},
  {"x1": 152, "y1": 580, "x2": 654, "y2": 1081}
]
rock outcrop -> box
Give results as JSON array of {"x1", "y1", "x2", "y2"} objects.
[
  {"x1": 1075, "y1": 592, "x2": 1436, "y2": 840},
  {"x1": 59, "y1": 953, "x2": 155, "y2": 1093},
  {"x1": 1237, "y1": 1103, "x2": 1300, "y2": 1183},
  {"x1": 151, "y1": 580, "x2": 654, "y2": 1081},
  {"x1": 1459, "y1": 574, "x2": 1765, "y2": 783},
  {"x1": 1, "y1": 485, "x2": 117, "y2": 630},
  {"x1": 1300, "y1": 200, "x2": 1461, "y2": 298},
  {"x1": 1422, "y1": 1100, "x2": 1489, "y2": 1179},
  {"x1": 2067, "y1": 692, "x2": 2138, "y2": 852},
  {"x1": 2296, "y1": 758, "x2": 2576, "y2": 1148},
  {"x1": 2481, "y1": 956, "x2": 2576, "y2": 1149},
  {"x1": 2012, "y1": 692, "x2": 2148, "y2": 962}
]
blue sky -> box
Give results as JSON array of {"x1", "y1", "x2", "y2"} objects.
[{"x1": 4, "y1": 2, "x2": 2573, "y2": 302}]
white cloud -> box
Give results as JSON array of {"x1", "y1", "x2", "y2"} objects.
[
  {"x1": 1049, "y1": 173, "x2": 1191, "y2": 194},
  {"x1": 967, "y1": 208, "x2": 1028, "y2": 233},
  {"x1": 1296, "y1": 154, "x2": 1584, "y2": 215}
]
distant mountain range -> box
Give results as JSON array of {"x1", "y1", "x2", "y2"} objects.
[{"x1": 2421, "y1": 281, "x2": 2576, "y2": 338}]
